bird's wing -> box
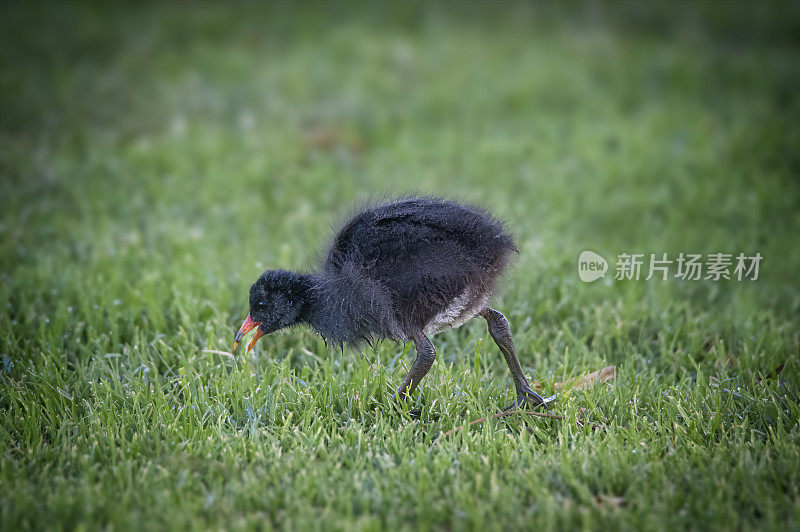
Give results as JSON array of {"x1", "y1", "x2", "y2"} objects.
[{"x1": 326, "y1": 199, "x2": 513, "y2": 269}]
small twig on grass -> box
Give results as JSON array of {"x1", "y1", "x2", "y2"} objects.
[
  {"x1": 432, "y1": 409, "x2": 605, "y2": 445},
  {"x1": 202, "y1": 349, "x2": 235, "y2": 358},
  {"x1": 433, "y1": 365, "x2": 616, "y2": 445},
  {"x1": 432, "y1": 410, "x2": 563, "y2": 445}
]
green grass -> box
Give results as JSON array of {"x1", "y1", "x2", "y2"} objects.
[{"x1": 1, "y1": 2, "x2": 799, "y2": 530}]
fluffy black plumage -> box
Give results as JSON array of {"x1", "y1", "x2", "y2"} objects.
[{"x1": 237, "y1": 196, "x2": 545, "y2": 409}]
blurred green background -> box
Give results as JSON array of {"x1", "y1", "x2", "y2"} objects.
[{"x1": 1, "y1": 1, "x2": 799, "y2": 530}]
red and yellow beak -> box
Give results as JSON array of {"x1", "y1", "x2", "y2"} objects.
[{"x1": 233, "y1": 313, "x2": 265, "y2": 354}]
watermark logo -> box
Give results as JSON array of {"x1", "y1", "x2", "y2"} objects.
[
  {"x1": 578, "y1": 250, "x2": 609, "y2": 282},
  {"x1": 579, "y1": 251, "x2": 762, "y2": 282}
]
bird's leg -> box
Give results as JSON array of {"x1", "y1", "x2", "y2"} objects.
[
  {"x1": 480, "y1": 308, "x2": 546, "y2": 410},
  {"x1": 393, "y1": 333, "x2": 436, "y2": 409}
]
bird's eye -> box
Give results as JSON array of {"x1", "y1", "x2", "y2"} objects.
[{"x1": 258, "y1": 301, "x2": 265, "y2": 307}]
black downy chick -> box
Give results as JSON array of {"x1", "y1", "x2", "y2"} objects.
[{"x1": 234, "y1": 197, "x2": 546, "y2": 410}]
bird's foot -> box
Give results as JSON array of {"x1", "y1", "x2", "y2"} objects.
[
  {"x1": 391, "y1": 403, "x2": 422, "y2": 419},
  {"x1": 391, "y1": 393, "x2": 422, "y2": 419},
  {"x1": 503, "y1": 388, "x2": 556, "y2": 411}
]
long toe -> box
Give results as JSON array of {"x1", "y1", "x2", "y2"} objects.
[
  {"x1": 502, "y1": 389, "x2": 548, "y2": 411},
  {"x1": 521, "y1": 389, "x2": 549, "y2": 409},
  {"x1": 390, "y1": 401, "x2": 422, "y2": 419},
  {"x1": 501, "y1": 395, "x2": 530, "y2": 412},
  {"x1": 390, "y1": 393, "x2": 421, "y2": 418}
]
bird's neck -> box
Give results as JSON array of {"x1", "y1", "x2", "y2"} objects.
[
  {"x1": 292, "y1": 273, "x2": 322, "y2": 325},
  {"x1": 295, "y1": 272, "x2": 348, "y2": 341}
]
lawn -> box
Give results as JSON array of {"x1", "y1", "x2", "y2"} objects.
[{"x1": 1, "y1": 2, "x2": 799, "y2": 530}]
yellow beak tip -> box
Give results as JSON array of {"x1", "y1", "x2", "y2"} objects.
[{"x1": 233, "y1": 341, "x2": 239, "y2": 350}]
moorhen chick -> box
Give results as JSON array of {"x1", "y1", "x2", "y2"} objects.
[{"x1": 234, "y1": 197, "x2": 546, "y2": 410}]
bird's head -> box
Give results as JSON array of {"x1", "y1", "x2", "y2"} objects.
[{"x1": 234, "y1": 270, "x2": 308, "y2": 354}]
